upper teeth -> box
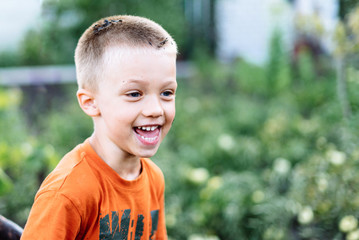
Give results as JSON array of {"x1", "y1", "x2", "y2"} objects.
[{"x1": 138, "y1": 126, "x2": 158, "y2": 131}]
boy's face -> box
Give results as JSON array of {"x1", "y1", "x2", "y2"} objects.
[{"x1": 93, "y1": 48, "x2": 177, "y2": 159}]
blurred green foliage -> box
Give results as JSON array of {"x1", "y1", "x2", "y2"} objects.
[
  {"x1": 2, "y1": 2, "x2": 359, "y2": 240},
  {"x1": 0, "y1": 45, "x2": 357, "y2": 239}
]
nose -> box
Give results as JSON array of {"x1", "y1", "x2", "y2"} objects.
[{"x1": 142, "y1": 94, "x2": 164, "y2": 117}]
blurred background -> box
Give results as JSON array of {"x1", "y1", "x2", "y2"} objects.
[{"x1": 1, "y1": 0, "x2": 359, "y2": 239}]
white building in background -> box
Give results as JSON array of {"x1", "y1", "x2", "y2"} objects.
[
  {"x1": 216, "y1": 0, "x2": 294, "y2": 65},
  {"x1": 0, "y1": 0, "x2": 42, "y2": 51},
  {"x1": 215, "y1": 0, "x2": 339, "y2": 65}
]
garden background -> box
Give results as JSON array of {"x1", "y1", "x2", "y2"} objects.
[{"x1": 1, "y1": 0, "x2": 359, "y2": 239}]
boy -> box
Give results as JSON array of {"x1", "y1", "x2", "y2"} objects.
[{"x1": 21, "y1": 15, "x2": 177, "y2": 240}]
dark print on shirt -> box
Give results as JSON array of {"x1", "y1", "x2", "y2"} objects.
[{"x1": 99, "y1": 209, "x2": 159, "y2": 240}]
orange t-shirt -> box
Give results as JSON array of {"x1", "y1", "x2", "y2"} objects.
[{"x1": 21, "y1": 139, "x2": 167, "y2": 240}]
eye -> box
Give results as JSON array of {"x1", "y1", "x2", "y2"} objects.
[
  {"x1": 161, "y1": 90, "x2": 175, "y2": 98},
  {"x1": 126, "y1": 91, "x2": 142, "y2": 98}
]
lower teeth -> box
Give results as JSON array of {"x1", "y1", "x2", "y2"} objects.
[{"x1": 140, "y1": 135, "x2": 158, "y2": 141}]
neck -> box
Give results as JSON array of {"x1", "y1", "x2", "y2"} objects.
[{"x1": 89, "y1": 133, "x2": 142, "y2": 181}]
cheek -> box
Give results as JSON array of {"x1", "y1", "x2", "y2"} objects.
[{"x1": 166, "y1": 103, "x2": 176, "y2": 123}]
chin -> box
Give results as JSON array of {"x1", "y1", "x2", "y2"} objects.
[
  {"x1": 136, "y1": 149, "x2": 159, "y2": 159},
  {"x1": 138, "y1": 154, "x2": 156, "y2": 159}
]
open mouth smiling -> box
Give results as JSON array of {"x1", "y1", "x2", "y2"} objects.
[{"x1": 133, "y1": 125, "x2": 162, "y2": 144}]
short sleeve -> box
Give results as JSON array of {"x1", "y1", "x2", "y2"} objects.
[{"x1": 21, "y1": 191, "x2": 82, "y2": 240}]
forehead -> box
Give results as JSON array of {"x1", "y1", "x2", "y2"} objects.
[
  {"x1": 100, "y1": 46, "x2": 176, "y2": 85},
  {"x1": 102, "y1": 45, "x2": 176, "y2": 71},
  {"x1": 102, "y1": 45, "x2": 176, "y2": 62}
]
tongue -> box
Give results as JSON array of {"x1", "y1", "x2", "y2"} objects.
[{"x1": 135, "y1": 128, "x2": 160, "y2": 138}]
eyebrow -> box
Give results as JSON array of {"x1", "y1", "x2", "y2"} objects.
[
  {"x1": 124, "y1": 78, "x2": 177, "y2": 86},
  {"x1": 124, "y1": 79, "x2": 146, "y2": 84},
  {"x1": 161, "y1": 79, "x2": 177, "y2": 86}
]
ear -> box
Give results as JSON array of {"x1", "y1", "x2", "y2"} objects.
[{"x1": 76, "y1": 89, "x2": 100, "y2": 117}]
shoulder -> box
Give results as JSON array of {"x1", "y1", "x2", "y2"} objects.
[
  {"x1": 141, "y1": 158, "x2": 165, "y2": 193},
  {"x1": 142, "y1": 158, "x2": 164, "y2": 180},
  {"x1": 22, "y1": 190, "x2": 82, "y2": 239},
  {"x1": 36, "y1": 143, "x2": 101, "y2": 210}
]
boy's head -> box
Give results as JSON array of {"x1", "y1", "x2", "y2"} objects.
[
  {"x1": 75, "y1": 15, "x2": 177, "y2": 92},
  {"x1": 75, "y1": 15, "x2": 177, "y2": 159}
]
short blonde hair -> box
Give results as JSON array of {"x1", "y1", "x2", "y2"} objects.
[{"x1": 74, "y1": 15, "x2": 177, "y2": 91}]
